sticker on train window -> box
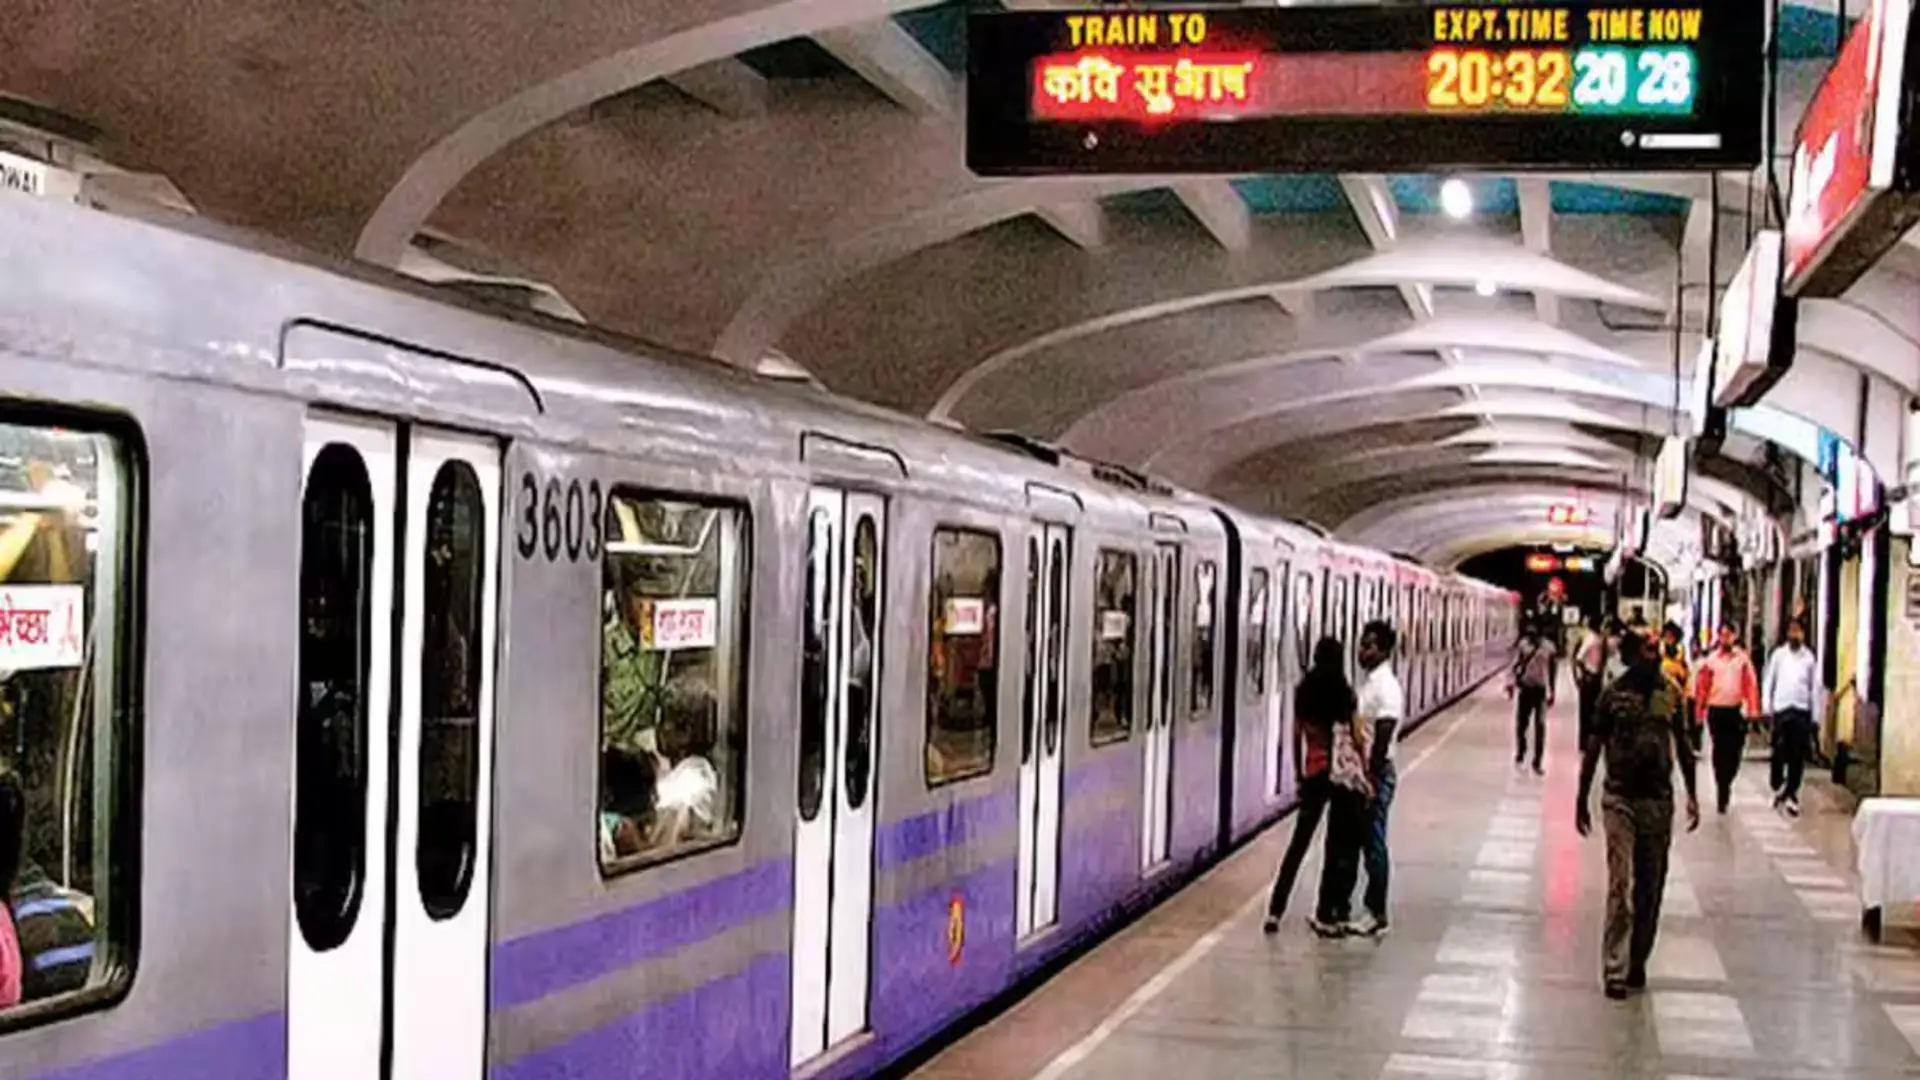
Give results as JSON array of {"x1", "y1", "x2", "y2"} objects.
[
  {"x1": 0, "y1": 583, "x2": 86, "y2": 669},
  {"x1": 942, "y1": 597, "x2": 987, "y2": 636},
  {"x1": 640, "y1": 597, "x2": 719, "y2": 650},
  {"x1": 1099, "y1": 609, "x2": 1130, "y2": 641}
]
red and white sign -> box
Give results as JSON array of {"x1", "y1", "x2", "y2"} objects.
[
  {"x1": 0, "y1": 584, "x2": 86, "y2": 671},
  {"x1": 943, "y1": 597, "x2": 987, "y2": 636},
  {"x1": 642, "y1": 597, "x2": 718, "y2": 651},
  {"x1": 1783, "y1": 0, "x2": 1915, "y2": 296}
]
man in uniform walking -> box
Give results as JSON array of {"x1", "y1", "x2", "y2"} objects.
[{"x1": 1575, "y1": 630, "x2": 1701, "y2": 1000}]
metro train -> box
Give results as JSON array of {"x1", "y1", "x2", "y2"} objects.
[{"x1": 0, "y1": 194, "x2": 1515, "y2": 1080}]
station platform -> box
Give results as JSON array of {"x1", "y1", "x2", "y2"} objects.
[{"x1": 909, "y1": 683, "x2": 1920, "y2": 1080}]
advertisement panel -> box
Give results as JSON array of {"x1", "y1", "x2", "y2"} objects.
[
  {"x1": 1655, "y1": 435, "x2": 1689, "y2": 519},
  {"x1": 1782, "y1": 0, "x2": 1918, "y2": 296},
  {"x1": 1712, "y1": 230, "x2": 1795, "y2": 407}
]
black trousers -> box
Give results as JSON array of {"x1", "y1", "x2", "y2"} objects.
[
  {"x1": 1515, "y1": 685, "x2": 1548, "y2": 766},
  {"x1": 1266, "y1": 773, "x2": 1368, "y2": 923},
  {"x1": 1707, "y1": 706, "x2": 1746, "y2": 810},
  {"x1": 1267, "y1": 772, "x2": 1331, "y2": 919},
  {"x1": 1316, "y1": 787, "x2": 1370, "y2": 923},
  {"x1": 1769, "y1": 706, "x2": 1814, "y2": 799}
]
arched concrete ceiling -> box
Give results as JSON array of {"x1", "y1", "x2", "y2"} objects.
[{"x1": 5, "y1": 0, "x2": 1910, "y2": 564}]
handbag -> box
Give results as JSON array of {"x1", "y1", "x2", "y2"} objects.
[{"x1": 1330, "y1": 720, "x2": 1373, "y2": 799}]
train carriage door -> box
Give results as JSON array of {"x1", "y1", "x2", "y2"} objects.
[
  {"x1": 1141, "y1": 543, "x2": 1179, "y2": 869},
  {"x1": 391, "y1": 428, "x2": 502, "y2": 1080},
  {"x1": 290, "y1": 415, "x2": 397, "y2": 1080},
  {"x1": 792, "y1": 487, "x2": 885, "y2": 1067},
  {"x1": 288, "y1": 415, "x2": 502, "y2": 1080},
  {"x1": 1017, "y1": 524, "x2": 1070, "y2": 939}
]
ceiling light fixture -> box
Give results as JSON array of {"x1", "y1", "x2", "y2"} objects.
[
  {"x1": 1440, "y1": 177, "x2": 1473, "y2": 219},
  {"x1": 1475, "y1": 279, "x2": 1497, "y2": 297}
]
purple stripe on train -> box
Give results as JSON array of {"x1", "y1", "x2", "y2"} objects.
[
  {"x1": 490, "y1": 857, "x2": 793, "y2": 1011},
  {"x1": 494, "y1": 861, "x2": 1022, "y2": 1080},
  {"x1": 874, "y1": 784, "x2": 1018, "y2": 868},
  {"x1": 490, "y1": 754, "x2": 1135, "y2": 1012},
  {"x1": 494, "y1": 955, "x2": 791, "y2": 1080},
  {"x1": 14, "y1": 1011, "x2": 284, "y2": 1080},
  {"x1": 10, "y1": 753, "x2": 1156, "y2": 1080}
]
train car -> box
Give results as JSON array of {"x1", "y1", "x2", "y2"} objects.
[{"x1": 0, "y1": 193, "x2": 1513, "y2": 1080}]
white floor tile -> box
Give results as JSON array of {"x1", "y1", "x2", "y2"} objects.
[{"x1": 1646, "y1": 933, "x2": 1728, "y2": 982}]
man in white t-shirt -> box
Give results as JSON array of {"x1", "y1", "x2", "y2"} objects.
[{"x1": 1349, "y1": 619, "x2": 1405, "y2": 938}]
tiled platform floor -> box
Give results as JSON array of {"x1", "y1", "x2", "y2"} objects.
[{"x1": 910, "y1": 682, "x2": 1920, "y2": 1080}]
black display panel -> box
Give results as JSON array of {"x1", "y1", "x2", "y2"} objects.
[{"x1": 967, "y1": 3, "x2": 1764, "y2": 175}]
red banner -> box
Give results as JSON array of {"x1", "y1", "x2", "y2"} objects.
[{"x1": 1783, "y1": 0, "x2": 1910, "y2": 293}]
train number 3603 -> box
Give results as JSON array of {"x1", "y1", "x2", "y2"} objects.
[{"x1": 516, "y1": 471, "x2": 603, "y2": 563}]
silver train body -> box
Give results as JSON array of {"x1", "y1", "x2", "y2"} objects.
[{"x1": 0, "y1": 195, "x2": 1515, "y2": 1080}]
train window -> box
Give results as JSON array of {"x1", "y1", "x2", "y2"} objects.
[
  {"x1": 1090, "y1": 550, "x2": 1137, "y2": 744},
  {"x1": 598, "y1": 492, "x2": 750, "y2": 875},
  {"x1": 1021, "y1": 537, "x2": 1040, "y2": 765},
  {"x1": 1293, "y1": 573, "x2": 1315, "y2": 671},
  {"x1": 1043, "y1": 533, "x2": 1068, "y2": 756},
  {"x1": 845, "y1": 514, "x2": 880, "y2": 811},
  {"x1": 798, "y1": 509, "x2": 832, "y2": 824},
  {"x1": 296, "y1": 445, "x2": 374, "y2": 951},
  {"x1": 1190, "y1": 560, "x2": 1217, "y2": 717},
  {"x1": 1244, "y1": 569, "x2": 1269, "y2": 697},
  {"x1": 417, "y1": 462, "x2": 486, "y2": 920},
  {"x1": 927, "y1": 528, "x2": 1001, "y2": 786},
  {"x1": 0, "y1": 418, "x2": 135, "y2": 1021}
]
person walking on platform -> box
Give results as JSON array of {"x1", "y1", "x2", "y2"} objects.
[
  {"x1": 1602, "y1": 618, "x2": 1629, "y2": 682},
  {"x1": 1659, "y1": 622, "x2": 1695, "y2": 752},
  {"x1": 1347, "y1": 620, "x2": 1405, "y2": 937},
  {"x1": 1507, "y1": 619, "x2": 1557, "y2": 775},
  {"x1": 1263, "y1": 637, "x2": 1371, "y2": 938},
  {"x1": 1693, "y1": 624, "x2": 1760, "y2": 814},
  {"x1": 1576, "y1": 630, "x2": 1701, "y2": 1000},
  {"x1": 1573, "y1": 613, "x2": 1607, "y2": 752},
  {"x1": 1764, "y1": 618, "x2": 1820, "y2": 817}
]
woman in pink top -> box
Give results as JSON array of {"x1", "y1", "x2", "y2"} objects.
[
  {"x1": 0, "y1": 773, "x2": 24, "y2": 1008},
  {"x1": 1693, "y1": 625, "x2": 1760, "y2": 814}
]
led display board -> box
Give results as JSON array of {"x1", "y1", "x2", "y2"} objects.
[{"x1": 967, "y1": 3, "x2": 1765, "y2": 174}]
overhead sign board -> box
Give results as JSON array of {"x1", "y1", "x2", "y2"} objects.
[
  {"x1": 1712, "y1": 229, "x2": 1795, "y2": 407},
  {"x1": 0, "y1": 149, "x2": 80, "y2": 203},
  {"x1": 1687, "y1": 336, "x2": 1714, "y2": 436},
  {"x1": 1547, "y1": 503, "x2": 1591, "y2": 525},
  {"x1": 1782, "y1": 0, "x2": 1919, "y2": 296},
  {"x1": 1525, "y1": 553, "x2": 1562, "y2": 572},
  {"x1": 1654, "y1": 435, "x2": 1689, "y2": 518},
  {"x1": 967, "y1": 4, "x2": 1765, "y2": 175}
]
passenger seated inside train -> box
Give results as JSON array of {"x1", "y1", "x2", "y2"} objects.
[
  {"x1": 1, "y1": 440, "x2": 116, "y2": 1014},
  {"x1": 599, "y1": 748, "x2": 658, "y2": 864},
  {"x1": 651, "y1": 683, "x2": 721, "y2": 847},
  {"x1": 595, "y1": 493, "x2": 744, "y2": 869}
]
